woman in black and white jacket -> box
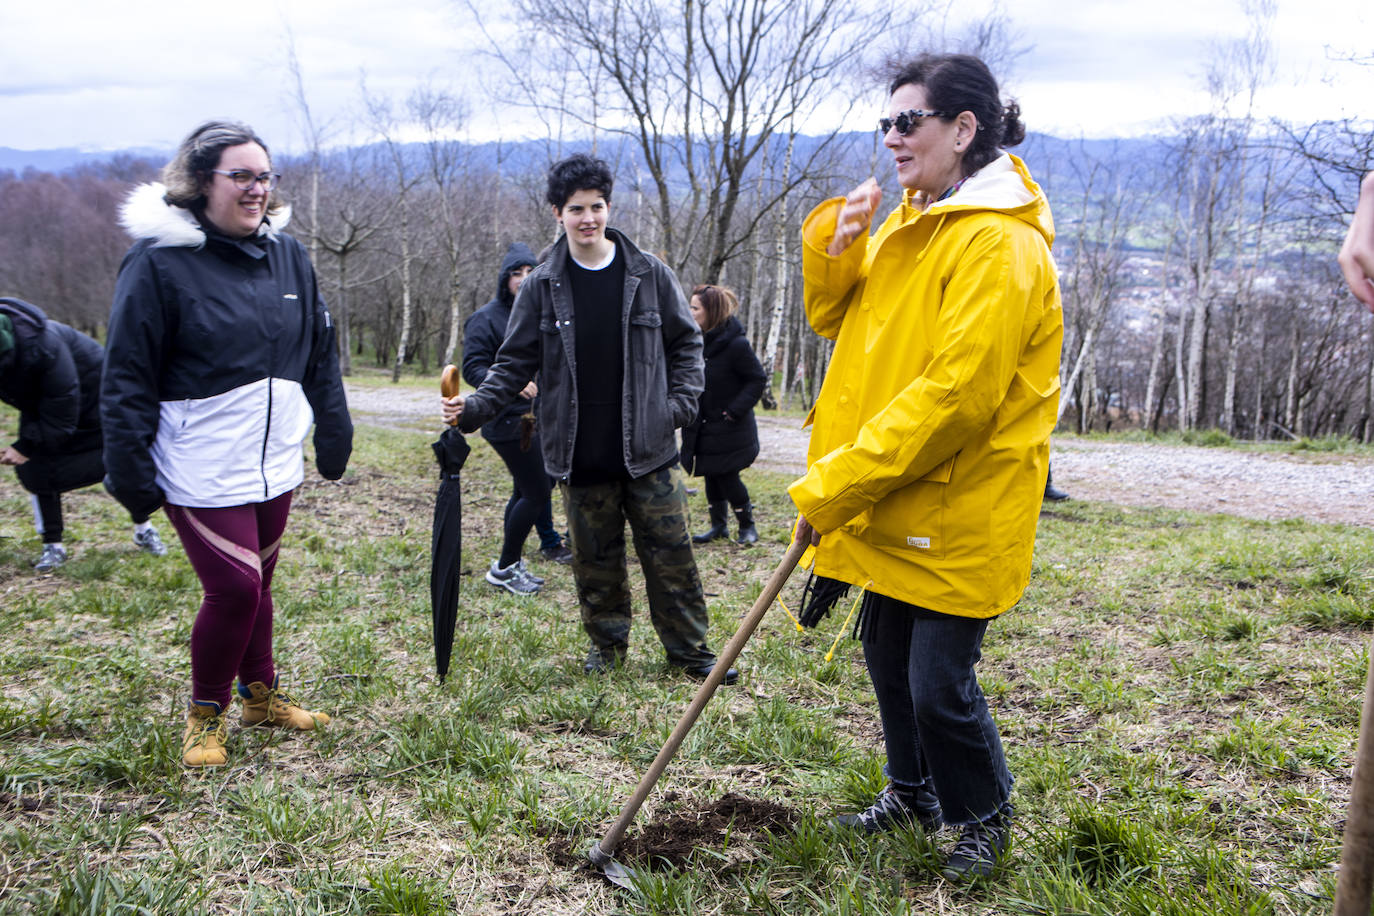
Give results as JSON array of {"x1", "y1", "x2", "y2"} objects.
[{"x1": 102, "y1": 121, "x2": 352, "y2": 768}]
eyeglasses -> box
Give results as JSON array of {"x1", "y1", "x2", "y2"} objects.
[
  {"x1": 209, "y1": 169, "x2": 281, "y2": 191},
  {"x1": 879, "y1": 109, "x2": 947, "y2": 136}
]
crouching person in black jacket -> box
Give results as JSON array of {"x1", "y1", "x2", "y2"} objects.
[{"x1": 0, "y1": 297, "x2": 166, "y2": 571}]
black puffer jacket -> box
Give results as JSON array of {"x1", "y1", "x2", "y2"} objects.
[
  {"x1": 680, "y1": 316, "x2": 766, "y2": 476},
  {"x1": 0, "y1": 298, "x2": 105, "y2": 457},
  {"x1": 102, "y1": 182, "x2": 352, "y2": 518},
  {"x1": 462, "y1": 242, "x2": 538, "y2": 444}
]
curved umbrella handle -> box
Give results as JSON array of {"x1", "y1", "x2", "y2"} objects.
[{"x1": 441, "y1": 364, "x2": 461, "y2": 426}]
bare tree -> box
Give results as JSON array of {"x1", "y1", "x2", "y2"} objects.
[
  {"x1": 408, "y1": 84, "x2": 474, "y2": 367},
  {"x1": 466, "y1": 0, "x2": 898, "y2": 284},
  {"x1": 361, "y1": 85, "x2": 427, "y2": 382}
]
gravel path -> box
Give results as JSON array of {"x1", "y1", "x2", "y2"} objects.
[{"x1": 348, "y1": 383, "x2": 1374, "y2": 529}]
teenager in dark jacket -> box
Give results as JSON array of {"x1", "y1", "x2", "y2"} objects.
[
  {"x1": 0, "y1": 297, "x2": 166, "y2": 570},
  {"x1": 462, "y1": 242, "x2": 572, "y2": 596},
  {"x1": 103, "y1": 121, "x2": 352, "y2": 769},
  {"x1": 680, "y1": 284, "x2": 767, "y2": 545},
  {"x1": 444, "y1": 154, "x2": 735, "y2": 684}
]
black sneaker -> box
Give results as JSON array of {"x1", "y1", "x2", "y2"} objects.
[
  {"x1": 583, "y1": 646, "x2": 625, "y2": 674},
  {"x1": 672, "y1": 660, "x2": 739, "y2": 685},
  {"x1": 835, "y1": 783, "x2": 943, "y2": 833},
  {"x1": 540, "y1": 543, "x2": 574, "y2": 565},
  {"x1": 941, "y1": 810, "x2": 1011, "y2": 880}
]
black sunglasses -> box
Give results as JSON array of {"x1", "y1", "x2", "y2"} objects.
[{"x1": 879, "y1": 109, "x2": 947, "y2": 136}]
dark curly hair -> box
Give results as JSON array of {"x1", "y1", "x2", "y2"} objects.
[
  {"x1": 545, "y1": 153, "x2": 614, "y2": 211},
  {"x1": 888, "y1": 54, "x2": 1025, "y2": 176}
]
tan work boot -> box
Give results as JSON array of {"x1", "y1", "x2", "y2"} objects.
[
  {"x1": 182, "y1": 700, "x2": 229, "y2": 767},
  {"x1": 238, "y1": 675, "x2": 331, "y2": 730}
]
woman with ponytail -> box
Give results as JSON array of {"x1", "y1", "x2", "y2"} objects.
[{"x1": 790, "y1": 53, "x2": 1062, "y2": 879}]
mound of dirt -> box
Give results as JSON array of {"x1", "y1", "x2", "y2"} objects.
[{"x1": 548, "y1": 792, "x2": 796, "y2": 874}]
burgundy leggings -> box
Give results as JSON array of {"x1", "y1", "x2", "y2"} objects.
[{"x1": 165, "y1": 492, "x2": 292, "y2": 709}]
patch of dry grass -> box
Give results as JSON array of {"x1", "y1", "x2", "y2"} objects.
[{"x1": 1, "y1": 412, "x2": 1370, "y2": 913}]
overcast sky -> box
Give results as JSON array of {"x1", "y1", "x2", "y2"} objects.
[{"x1": 1, "y1": 0, "x2": 1369, "y2": 154}]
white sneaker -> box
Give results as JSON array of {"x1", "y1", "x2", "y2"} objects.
[
  {"x1": 33, "y1": 543, "x2": 68, "y2": 572},
  {"x1": 133, "y1": 527, "x2": 167, "y2": 556},
  {"x1": 486, "y1": 559, "x2": 542, "y2": 595}
]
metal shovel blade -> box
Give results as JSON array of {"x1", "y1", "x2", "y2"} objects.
[{"x1": 587, "y1": 843, "x2": 638, "y2": 889}]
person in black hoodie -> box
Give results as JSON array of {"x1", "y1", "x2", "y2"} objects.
[
  {"x1": 0, "y1": 297, "x2": 167, "y2": 571},
  {"x1": 462, "y1": 242, "x2": 571, "y2": 595},
  {"x1": 680, "y1": 284, "x2": 767, "y2": 545}
]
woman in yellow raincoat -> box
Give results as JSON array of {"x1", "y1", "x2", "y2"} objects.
[{"x1": 790, "y1": 53, "x2": 1062, "y2": 880}]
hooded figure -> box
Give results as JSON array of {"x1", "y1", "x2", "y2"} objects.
[{"x1": 461, "y1": 241, "x2": 569, "y2": 594}]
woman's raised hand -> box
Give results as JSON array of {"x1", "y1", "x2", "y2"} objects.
[
  {"x1": 1340, "y1": 171, "x2": 1374, "y2": 314},
  {"x1": 828, "y1": 178, "x2": 883, "y2": 257}
]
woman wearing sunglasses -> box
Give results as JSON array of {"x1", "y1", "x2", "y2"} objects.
[
  {"x1": 790, "y1": 53, "x2": 1062, "y2": 879},
  {"x1": 103, "y1": 120, "x2": 352, "y2": 768}
]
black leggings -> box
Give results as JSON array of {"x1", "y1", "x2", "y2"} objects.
[
  {"x1": 489, "y1": 437, "x2": 553, "y2": 568},
  {"x1": 703, "y1": 471, "x2": 749, "y2": 507},
  {"x1": 17, "y1": 445, "x2": 148, "y2": 542}
]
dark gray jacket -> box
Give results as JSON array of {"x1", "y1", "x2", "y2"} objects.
[{"x1": 458, "y1": 228, "x2": 703, "y2": 481}]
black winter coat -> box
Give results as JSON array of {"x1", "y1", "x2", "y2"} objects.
[
  {"x1": 680, "y1": 316, "x2": 766, "y2": 477},
  {"x1": 0, "y1": 298, "x2": 105, "y2": 457}
]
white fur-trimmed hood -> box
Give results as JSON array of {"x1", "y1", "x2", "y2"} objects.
[{"x1": 119, "y1": 182, "x2": 292, "y2": 248}]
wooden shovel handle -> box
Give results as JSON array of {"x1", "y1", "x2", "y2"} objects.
[
  {"x1": 1334, "y1": 632, "x2": 1374, "y2": 914},
  {"x1": 441, "y1": 365, "x2": 461, "y2": 427},
  {"x1": 593, "y1": 536, "x2": 809, "y2": 861}
]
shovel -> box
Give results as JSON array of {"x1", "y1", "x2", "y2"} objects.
[{"x1": 588, "y1": 536, "x2": 809, "y2": 886}]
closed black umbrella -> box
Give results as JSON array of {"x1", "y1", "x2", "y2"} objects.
[{"x1": 430, "y1": 367, "x2": 471, "y2": 683}]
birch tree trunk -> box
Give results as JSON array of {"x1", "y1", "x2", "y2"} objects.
[
  {"x1": 391, "y1": 208, "x2": 413, "y2": 383},
  {"x1": 1174, "y1": 303, "x2": 1190, "y2": 431},
  {"x1": 1284, "y1": 322, "x2": 1300, "y2": 432},
  {"x1": 1143, "y1": 301, "x2": 1168, "y2": 431},
  {"x1": 760, "y1": 130, "x2": 796, "y2": 411}
]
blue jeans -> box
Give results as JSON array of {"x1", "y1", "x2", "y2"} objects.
[{"x1": 859, "y1": 592, "x2": 1012, "y2": 826}]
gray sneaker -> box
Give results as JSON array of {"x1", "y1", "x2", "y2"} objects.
[
  {"x1": 133, "y1": 527, "x2": 168, "y2": 556},
  {"x1": 486, "y1": 559, "x2": 542, "y2": 595},
  {"x1": 33, "y1": 543, "x2": 68, "y2": 572},
  {"x1": 514, "y1": 559, "x2": 544, "y2": 585}
]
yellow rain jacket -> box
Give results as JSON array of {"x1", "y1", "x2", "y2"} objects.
[{"x1": 788, "y1": 153, "x2": 1063, "y2": 618}]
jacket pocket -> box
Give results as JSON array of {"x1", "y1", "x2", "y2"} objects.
[
  {"x1": 627, "y1": 310, "x2": 671, "y2": 445},
  {"x1": 838, "y1": 455, "x2": 953, "y2": 559}
]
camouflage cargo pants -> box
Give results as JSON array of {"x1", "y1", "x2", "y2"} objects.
[{"x1": 561, "y1": 466, "x2": 715, "y2": 667}]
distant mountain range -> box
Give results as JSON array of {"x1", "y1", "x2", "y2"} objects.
[
  {"x1": 2, "y1": 133, "x2": 1168, "y2": 178},
  {"x1": 0, "y1": 146, "x2": 171, "y2": 173}
]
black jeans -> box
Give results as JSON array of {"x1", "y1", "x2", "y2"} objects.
[
  {"x1": 488, "y1": 436, "x2": 553, "y2": 568},
  {"x1": 860, "y1": 591, "x2": 1012, "y2": 826}
]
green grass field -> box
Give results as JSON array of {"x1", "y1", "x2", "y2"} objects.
[{"x1": 1, "y1": 402, "x2": 1370, "y2": 914}]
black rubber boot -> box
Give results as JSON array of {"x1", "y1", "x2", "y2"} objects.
[
  {"x1": 1044, "y1": 467, "x2": 1069, "y2": 502},
  {"x1": 733, "y1": 503, "x2": 758, "y2": 544},
  {"x1": 693, "y1": 501, "x2": 730, "y2": 543}
]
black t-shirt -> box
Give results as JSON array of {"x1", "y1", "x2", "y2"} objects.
[{"x1": 568, "y1": 246, "x2": 628, "y2": 485}]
